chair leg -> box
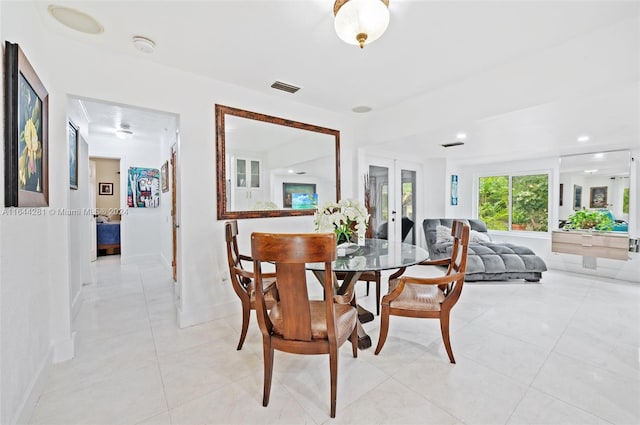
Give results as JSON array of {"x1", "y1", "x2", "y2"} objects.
[
  {"x1": 374, "y1": 305, "x2": 390, "y2": 355},
  {"x1": 262, "y1": 337, "x2": 274, "y2": 407},
  {"x1": 366, "y1": 281, "x2": 370, "y2": 296},
  {"x1": 440, "y1": 312, "x2": 456, "y2": 364},
  {"x1": 375, "y1": 272, "x2": 381, "y2": 316},
  {"x1": 236, "y1": 302, "x2": 251, "y2": 350},
  {"x1": 329, "y1": 343, "x2": 338, "y2": 418},
  {"x1": 350, "y1": 322, "x2": 358, "y2": 358}
]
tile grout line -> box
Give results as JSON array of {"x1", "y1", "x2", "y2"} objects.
[{"x1": 139, "y1": 266, "x2": 174, "y2": 424}]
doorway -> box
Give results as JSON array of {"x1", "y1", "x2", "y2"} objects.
[
  {"x1": 364, "y1": 155, "x2": 420, "y2": 244},
  {"x1": 92, "y1": 157, "x2": 122, "y2": 257}
]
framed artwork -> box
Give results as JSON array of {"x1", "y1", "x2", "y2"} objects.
[
  {"x1": 283, "y1": 182, "x2": 316, "y2": 208},
  {"x1": 4, "y1": 41, "x2": 49, "y2": 207},
  {"x1": 127, "y1": 167, "x2": 160, "y2": 208},
  {"x1": 589, "y1": 186, "x2": 608, "y2": 208},
  {"x1": 559, "y1": 183, "x2": 563, "y2": 206},
  {"x1": 573, "y1": 185, "x2": 582, "y2": 210},
  {"x1": 98, "y1": 182, "x2": 113, "y2": 195},
  {"x1": 450, "y1": 175, "x2": 459, "y2": 206},
  {"x1": 69, "y1": 121, "x2": 78, "y2": 190},
  {"x1": 161, "y1": 161, "x2": 169, "y2": 193}
]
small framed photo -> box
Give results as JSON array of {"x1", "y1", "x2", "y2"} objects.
[
  {"x1": 161, "y1": 161, "x2": 169, "y2": 193},
  {"x1": 99, "y1": 182, "x2": 113, "y2": 196}
]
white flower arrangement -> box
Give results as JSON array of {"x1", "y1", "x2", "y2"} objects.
[{"x1": 314, "y1": 199, "x2": 370, "y2": 244}]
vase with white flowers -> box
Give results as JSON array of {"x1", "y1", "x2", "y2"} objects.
[{"x1": 314, "y1": 199, "x2": 370, "y2": 246}]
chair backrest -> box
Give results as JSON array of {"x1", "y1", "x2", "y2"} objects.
[
  {"x1": 251, "y1": 232, "x2": 337, "y2": 342},
  {"x1": 423, "y1": 218, "x2": 483, "y2": 258},
  {"x1": 225, "y1": 220, "x2": 251, "y2": 293},
  {"x1": 447, "y1": 220, "x2": 470, "y2": 275}
]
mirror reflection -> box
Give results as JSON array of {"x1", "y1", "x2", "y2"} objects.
[
  {"x1": 216, "y1": 105, "x2": 340, "y2": 219},
  {"x1": 559, "y1": 150, "x2": 631, "y2": 232}
]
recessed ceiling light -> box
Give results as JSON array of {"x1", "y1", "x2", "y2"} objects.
[
  {"x1": 577, "y1": 135, "x2": 590, "y2": 142},
  {"x1": 593, "y1": 153, "x2": 604, "y2": 159},
  {"x1": 584, "y1": 169, "x2": 598, "y2": 173},
  {"x1": 455, "y1": 132, "x2": 467, "y2": 140},
  {"x1": 132, "y1": 36, "x2": 156, "y2": 53},
  {"x1": 352, "y1": 106, "x2": 372, "y2": 113},
  {"x1": 288, "y1": 169, "x2": 294, "y2": 174},
  {"x1": 48, "y1": 5, "x2": 104, "y2": 34}
]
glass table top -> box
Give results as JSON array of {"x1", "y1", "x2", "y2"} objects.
[{"x1": 306, "y1": 238, "x2": 428, "y2": 272}]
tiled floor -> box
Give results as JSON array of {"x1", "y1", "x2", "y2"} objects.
[{"x1": 30, "y1": 256, "x2": 640, "y2": 425}]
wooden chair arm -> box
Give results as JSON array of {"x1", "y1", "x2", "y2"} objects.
[
  {"x1": 399, "y1": 271, "x2": 465, "y2": 287},
  {"x1": 419, "y1": 258, "x2": 451, "y2": 267},
  {"x1": 239, "y1": 254, "x2": 252, "y2": 262}
]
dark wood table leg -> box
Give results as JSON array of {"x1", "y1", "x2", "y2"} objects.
[{"x1": 312, "y1": 269, "x2": 375, "y2": 349}]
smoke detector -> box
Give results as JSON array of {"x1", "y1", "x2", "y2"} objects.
[{"x1": 132, "y1": 36, "x2": 156, "y2": 53}]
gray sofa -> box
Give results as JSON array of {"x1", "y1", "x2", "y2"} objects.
[{"x1": 423, "y1": 218, "x2": 547, "y2": 282}]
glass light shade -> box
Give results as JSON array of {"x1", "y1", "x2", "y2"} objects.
[{"x1": 334, "y1": 0, "x2": 390, "y2": 48}]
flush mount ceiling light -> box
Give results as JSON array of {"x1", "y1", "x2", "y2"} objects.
[
  {"x1": 115, "y1": 124, "x2": 133, "y2": 139},
  {"x1": 577, "y1": 135, "x2": 590, "y2": 142},
  {"x1": 352, "y1": 105, "x2": 372, "y2": 113},
  {"x1": 132, "y1": 36, "x2": 156, "y2": 53},
  {"x1": 48, "y1": 5, "x2": 104, "y2": 34},
  {"x1": 334, "y1": 0, "x2": 390, "y2": 49}
]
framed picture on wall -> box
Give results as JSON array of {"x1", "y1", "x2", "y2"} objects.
[
  {"x1": 451, "y1": 175, "x2": 459, "y2": 205},
  {"x1": 283, "y1": 182, "x2": 316, "y2": 208},
  {"x1": 589, "y1": 186, "x2": 608, "y2": 208},
  {"x1": 573, "y1": 185, "x2": 582, "y2": 210},
  {"x1": 161, "y1": 161, "x2": 169, "y2": 193},
  {"x1": 99, "y1": 182, "x2": 114, "y2": 195},
  {"x1": 69, "y1": 121, "x2": 79, "y2": 190},
  {"x1": 3, "y1": 41, "x2": 49, "y2": 207}
]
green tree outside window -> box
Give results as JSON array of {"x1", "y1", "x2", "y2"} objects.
[{"x1": 479, "y1": 174, "x2": 548, "y2": 232}]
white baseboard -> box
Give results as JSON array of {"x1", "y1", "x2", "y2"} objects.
[
  {"x1": 178, "y1": 300, "x2": 237, "y2": 328},
  {"x1": 14, "y1": 347, "x2": 52, "y2": 425},
  {"x1": 52, "y1": 332, "x2": 76, "y2": 364}
]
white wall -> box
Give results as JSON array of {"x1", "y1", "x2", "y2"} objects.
[
  {"x1": 0, "y1": 3, "x2": 356, "y2": 423},
  {"x1": 69, "y1": 136, "x2": 92, "y2": 320},
  {"x1": 1, "y1": 3, "x2": 73, "y2": 424}
]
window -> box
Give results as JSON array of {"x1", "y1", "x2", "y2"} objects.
[
  {"x1": 623, "y1": 188, "x2": 629, "y2": 214},
  {"x1": 479, "y1": 173, "x2": 549, "y2": 232}
]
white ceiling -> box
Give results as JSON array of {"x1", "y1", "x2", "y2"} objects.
[{"x1": 45, "y1": 1, "x2": 640, "y2": 161}]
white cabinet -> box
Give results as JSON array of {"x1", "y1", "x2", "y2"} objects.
[
  {"x1": 235, "y1": 158, "x2": 260, "y2": 189},
  {"x1": 551, "y1": 230, "x2": 629, "y2": 260},
  {"x1": 231, "y1": 157, "x2": 263, "y2": 210}
]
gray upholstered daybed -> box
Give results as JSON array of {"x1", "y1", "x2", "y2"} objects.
[{"x1": 423, "y1": 218, "x2": 547, "y2": 282}]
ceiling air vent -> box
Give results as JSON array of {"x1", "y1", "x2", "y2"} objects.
[
  {"x1": 271, "y1": 81, "x2": 301, "y2": 94},
  {"x1": 441, "y1": 142, "x2": 465, "y2": 148}
]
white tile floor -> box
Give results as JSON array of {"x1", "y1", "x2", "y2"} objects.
[{"x1": 29, "y1": 256, "x2": 640, "y2": 425}]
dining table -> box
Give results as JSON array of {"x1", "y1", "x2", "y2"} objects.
[{"x1": 307, "y1": 238, "x2": 429, "y2": 349}]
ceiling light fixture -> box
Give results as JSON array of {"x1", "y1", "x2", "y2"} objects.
[
  {"x1": 115, "y1": 124, "x2": 133, "y2": 139},
  {"x1": 584, "y1": 169, "x2": 598, "y2": 174},
  {"x1": 456, "y1": 132, "x2": 467, "y2": 140},
  {"x1": 577, "y1": 135, "x2": 590, "y2": 142},
  {"x1": 132, "y1": 36, "x2": 156, "y2": 53},
  {"x1": 334, "y1": 0, "x2": 390, "y2": 49},
  {"x1": 352, "y1": 106, "x2": 372, "y2": 113},
  {"x1": 48, "y1": 5, "x2": 104, "y2": 34}
]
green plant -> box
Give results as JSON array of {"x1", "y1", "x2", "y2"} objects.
[{"x1": 566, "y1": 210, "x2": 613, "y2": 231}]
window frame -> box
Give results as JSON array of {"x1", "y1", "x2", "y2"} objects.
[{"x1": 475, "y1": 169, "x2": 552, "y2": 233}]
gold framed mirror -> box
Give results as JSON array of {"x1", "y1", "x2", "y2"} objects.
[{"x1": 215, "y1": 104, "x2": 341, "y2": 220}]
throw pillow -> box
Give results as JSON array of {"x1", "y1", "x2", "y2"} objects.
[
  {"x1": 436, "y1": 225, "x2": 453, "y2": 244},
  {"x1": 470, "y1": 229, "x2": 491, "y2": 243}
]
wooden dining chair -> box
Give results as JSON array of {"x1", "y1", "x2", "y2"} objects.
[
  {"x1": 251, "y1": 232, "x2": 358, "y2": 418},
  {"x1": 374, "y1": 220, "x2": 470, "y2": 363},
  {"x1": 224, "y1": 220, "x2": 278, "y2": 350}
]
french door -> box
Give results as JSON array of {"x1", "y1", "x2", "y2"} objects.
[{"x1": 365, "y1": 156, "x2": 420, "y2": 244}]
